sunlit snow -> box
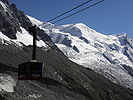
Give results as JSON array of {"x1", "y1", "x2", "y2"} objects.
[
  {"x1": 0, "y1": 74, "x2": 16, "y2": 92},
  {"x1": 0, "y1": 27, "x2": 47, "y2": 48}
]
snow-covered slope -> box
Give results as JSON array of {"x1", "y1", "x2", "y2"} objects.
[
  {"x1": 0, "y1": 27, "x2": 47, "y2": 48},
  {"x1": 27, "y1": 15, "x2": 43, "y2": 26},
  {"x1": 42, "y1": 23, "x2": 133, "y2": 66},
  {"x1": 36, "y1": 23, "x2": 133, "y2": 89}
]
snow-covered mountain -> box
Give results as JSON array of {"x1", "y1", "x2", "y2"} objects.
[
  {"x1": 0, "y1": 0, "x2": 133, "y2": 90},
  {"x1": 35, "y1": 22, "x2": 133, "y2": 89},
  {"x1": 1, "y1": 1, "x2": 133, "y2": 99}
]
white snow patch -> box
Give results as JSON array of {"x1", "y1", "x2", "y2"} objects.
[
  {"x1": 12, "y1": 27, "x2": 33, "y2": 46},
  {"x1": 0, "y1": 74, "x2": 16, "y2": 93},
  {"x1": 0, "y1": 1, "x2": 8, "y2": 11},
  {"x1": 27, "y1": 15, "x2": 43, "y2": 26}
]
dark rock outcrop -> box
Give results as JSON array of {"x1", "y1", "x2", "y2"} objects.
[
  {"x1": 0, "y1": 1, "x2": 21, "y2": 39},
  {"x1": 10, "y1": 3, "x2": 32, "y2": 28}
]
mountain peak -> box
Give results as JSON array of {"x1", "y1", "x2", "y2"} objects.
[
  {"x1": 62, "y1": 23, "x2": 91, "y2": 30},
  {"x1": 73, "y1": 23, "x2": 87, "y2": 27},
  {"x1": 114, "y1": 33, "x2": 128, "y2": 37},
  {"x1": 58, "y1": 23, "x2": 97, "y2": 38}
]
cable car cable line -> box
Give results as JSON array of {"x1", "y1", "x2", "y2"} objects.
[
  {"x1": 38, "y1": 0, "x2": 104, "y2": 49},
  {"x1": 38, "y1": 0, "x2": 104, "y2": 27},
  {"x1": 43, "y1": 0, "x2": 92, "y2": 23},
  {"x1": 38, "y1": 0, "x2": 93, "y2": 26}
]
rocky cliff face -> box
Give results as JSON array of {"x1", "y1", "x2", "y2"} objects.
[
  {"x1": 0, "y1": 0, "x2": 133, "y2": 100},
  {"x1": 10, "y1": 3, "x2": 32, "y2": 28},
  {"x1": 0, "y1": 1, "x2": 21, "y2": 39}
]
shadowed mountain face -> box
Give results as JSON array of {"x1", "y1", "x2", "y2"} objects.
[
  {"x1": 0, "y1": 0, "x2": 133, "y2": 100},
  {"x1": 0, "y1": 1, "x2": 20, "y2": 39},
  {"x1": 1, "y1": 44, "x2": 133, "y2": 100}
]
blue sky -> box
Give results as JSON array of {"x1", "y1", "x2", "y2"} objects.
[{"x1": 11, "y1": 0, "x2": 133, "y2": 39}]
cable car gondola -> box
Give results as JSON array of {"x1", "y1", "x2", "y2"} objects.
[{"x1": 18, "y1": 25, "x2": 43, "y2": 80}]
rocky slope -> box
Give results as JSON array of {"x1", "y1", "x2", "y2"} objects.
[{"x1": 0, "y1": 0, "x2": 133, "y2": 100}]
